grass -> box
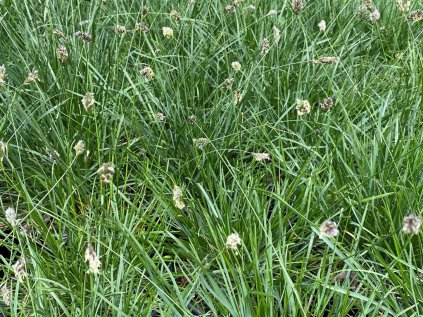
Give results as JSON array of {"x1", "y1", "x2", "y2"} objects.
[{"x1": 0, "y1": 0, "x2": 422, "y2": 316}]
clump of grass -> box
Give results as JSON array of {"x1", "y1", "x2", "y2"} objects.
[{"x1": 0, "y1": 0, "x2": 422, "y2": 316}]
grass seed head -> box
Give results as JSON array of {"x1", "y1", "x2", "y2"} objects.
[
  {"x1": 81, "y1": 92, "x2": 95, "y2": 113},
  {"x1": 188, "y1": 114, "x2": 197, "y2": 122},
  {"x1": 56, "y1": 45, "x2": 69, "y2": 62},
  {"x1": 369, "y1": 9, "x2": 381, "y2": 23},
  {"x1": 234, "y1": 90, "x2": 243, "y2": 104},
  {"x1": 173, "y1": 185, "x2": 186, "y2": 209},
  {"x1": 292, "y1": 0, "x2": 304, "y2": 13},
  {"x1": 273, "y1": 26, "x2": 281, "y2": 43},
  {"x1": 24, "y1": 68, "x2": 39, "y2": 84},
  {"x1": 296, "y1": 99, "x2": 311, "y2": 116},
  {"x1": 396, "y1": 0, "x2": 410, "y2": 12},
  {"x1": 222, "y1": 77, "x2": 234, "y2": 89},
  {"x1": 115, "y1": 25, "x2": 127, "y2": 34},
  {"x1": 319, "y1": 220, "x2": 339, "y2": 238},
  {"x1": 1, "y1": 284, "x2": 10, "y2": 306},
  {"x1": 403, "y1": 214, "x2": 421, "y2": 235},
  {"x1": 193, "y1": 138, "x2": 211, "y2": 149},
  {"x1": 85, "y1": 244, "x2": 101, "y2": 274},
  {"x1": 409, "y1": 10, "x2": 423, "y2": 22},
  {"x1": 97, "y1": 162, "x2": 115, "y2": 184},
  {"x1": 252, "y1": 152, "x2": 271, "y2": 162},
  {"x1": 12, "y1": 258, "x2": 26, "y2": 282},
  {"x1": 318, "y1": 20, "x2": 327, "y2": 32},
  {"x1": 74, "y1": 140, "x2": 85, "y2": 156},
  {"x1": 154, "y1": 112, "x2": 165, "y2": 122},
  {"x1": 225, "y1": 5, "x2": 236, "y2": 13},
  {"x1": 162, "y1": 27, "x2": 174, "y2": 38},
  {"x1": 312, "y1": 56, "x2": 339, "y2": 64},
  {"x1": 261, "y1": 38, "x2": 270, "y2": 55},
  {"x1": 231, "y1": 61, "x2": 241, "y2": 72},
  {"x1": 0, "y1": 141, "x2": 7, "y2": 160},
  {"x1": 74, "y1": 31, "x2": 92, "y2": 42},
  {"x1": 135, "y1": 23, "x2": 150, "y2": 32},
  {"x1": 0, "y1": 65, "x2": 7, "y2": 86},
  {"x1": 5, "y1": 207, "x2": 19, "y2": 228},
  {"x1": 140, "y1": 66, "x2": 155, "y2": 81},
  {"x1": 170, "y1": 10, "x2": 181, "y2": 22},
  {"x1": 320, "y1": 97, "x2": 334, "y2": 111},
  {"x1": 53, "y1": 28, "x2": 66, "y2": 39},
  {"x1": 244, "y1": 4, "x2": 256, "y2": 12},
  {"x1": 267, "y1": 10, "x2": 277, "y2": 16},
  {"x1": 225, "y1": 233, "x2": 242, "y2": 251}
]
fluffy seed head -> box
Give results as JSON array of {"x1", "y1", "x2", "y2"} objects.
[
  {"x1": 85, "y1": 244, "x2": 101, "y2": 274},
  {"x1": 48, "y1": 148, "x2": 60, "y2": 161},
  {"x1": 172, "y1": 185, "x2": 186, "y2": 209},
  {"x1": 409, "y1": 10, "x2": 423, "y2": 22},
  {"x1": 0, "y1": 141, "x2": 6, "y2": 160},
  {"x1": 244, "y1": 4, "x2": 256, "y2": 12},
  {"x1": 222, "y1": 77, "x2": 234, "y2": 89},
  {"x1": 396, "y1": 0, "x2": 410, "y2": 12},
  {"x1": 193, "y1": 138, "x2": 211, "y2": 149},
  {"x1": 115, "y1": 25, "x2": 127, "y2": 34},
  {"x1": 97, "y1": 162, "x2": 115, "y2": 184},
  {"x1": 135, "y1": 23, "x2": 150, "y2": 32},
  {"x1": 1, "y1": 284, "x2": 10, "y2": 306},
  {"x1": 369, "y1": 10, "x2": 380, "y2": 23},
  {"x1": 5, "y1": 207, "x2": 19, "y2": 228},
  {"x1": 320, "y1": 97, "x2": 334, "y2": 111},
  {"x1": 319, "y1": 220, "x2": 339, "y2": 238},
  {"x1": 358, "y1": 1, "x2": 376, "y2": 20},
  {"x1": 261, "y1": 38, "x2": 270, "y2": 55},
  {"x1": 82, "y1": 92, "x2": 95, "y2": 113},
  {"x1": 140, "y1": 66, "x2": 155, "y2": 81},
  {"x1": 188, "y1": 114, "x2": 197, "y2": 123},
  {"x1": 234, "y1": 90, "x2": 243, "y2": 105},
  {"x1": 154, "y1": 112, "x2": 165, "y2": 122},
  {"x1": 24, "y1": 68, "x2": 39, "y2": 84},
  {"x1": 74, "y1": 140, "x2": 85, "y2": 156},
  {"x1": 170, "y1": 10, "x2": 181, "y2": 22},
  {"x1": 225, "y1": 5, "x2": 236, "y2": 13},
  {"x1": 162, "y1": 27, "x2": 174, "y2": 38},
  {"x1": 56, "y1": 45, "x2": 69, "y2": 62},
  {"x1": 225, "y1": 233, "x2": 241, "y2": 251},
  {"x1": 363, "y1": 0, "x2": 376, "y2": 10},
  {"x1": 233, "y1": 0, "x2": 244, "y2": 6},
  {"x1": 291, "y1": 0, "x2": 304, "y2": 13},
  {"x1": 252, "y1": 152, "x2": 271, "y2": 162},
  {"x1": 53, "y1": 28, "x2": 66, "y2": 39},
  {"x1": 0, "y1": 65, "x2": 7, "y2": 86},
  {"x1": 273, "y1": 26, "x2": 281, "y2": 43},
  {"x1": 74, "y1": 31, "x2": 92, "y2": 42},
  {"x1": 296, "y1": 99, "x2": 311, "y2": 116},
  {"x1": 267, "y1": 10, "x2": 277, "y2": 16},
  {"x1": 318, "y1": 20, "x2": 327, "y2": 32},
  {"x1": 12, "y1": 257, "x2": 26, "y2": 282},
  {"x1": 231, "y1": 61, "x2": 241, "y2": 72},
  {"x1": 20, "y1": 222, "x2": 35, "y2": 237},
  {"x1": 403, "y1": 214, "x2": 421, "y2": 235},
  {"x1": 312, "y1": 56, "x2": 339, "y2": 64}
]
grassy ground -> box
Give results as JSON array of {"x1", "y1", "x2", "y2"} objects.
[{"x1": 0, "y1": 0, "x2": 422, "y2": 316}]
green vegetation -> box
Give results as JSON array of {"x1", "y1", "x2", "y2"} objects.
[{"x1": 0, "y1": 0, "x2": 422, "y2": 316}]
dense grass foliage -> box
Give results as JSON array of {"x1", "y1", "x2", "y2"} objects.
[{"x1": 0, "y1": 0, "x2": 422, "y2": 316}]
